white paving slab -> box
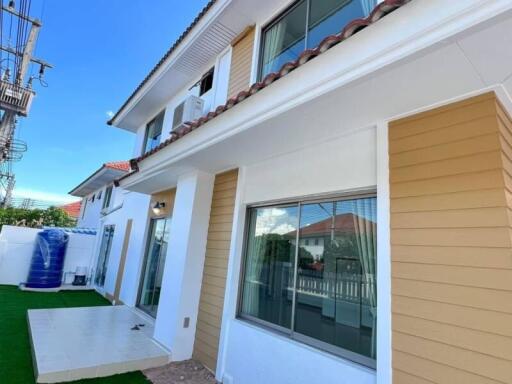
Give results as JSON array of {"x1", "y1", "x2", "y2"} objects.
[{"x1": 28, "y1": 305, "x2": 170, "y2": 383}]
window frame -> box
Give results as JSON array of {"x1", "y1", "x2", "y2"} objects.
[
  {"x1": 258, "y1": 0, "x2": 373, "y2": 80},
  {"x1": 258, "y1": 0, "x2": 308, "y2": 81},
  {"x1": 81, "y1": 198, "x2": 88, "y2": 220},
  {"x1": 236, "y1": 190, "x2": 377, "y2": 368},
  {"x1": 199, "y1": 67, "x2": 215, "y2": 96},
  {"x1": 142, "y1": 110, "x2": 165, "y2": 155},
  {"x1": 102, "y1": 185, "x2": 113, "y2": 210}
]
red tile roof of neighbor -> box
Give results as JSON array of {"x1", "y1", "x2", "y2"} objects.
[
  {"x1": 104, "y1": 161, "x2": 131, "y2": 172},
  {"x1": 298, "y1": 213, "x2": 375, "y2": 237},
  {"x1": 59, "y1": 201, "x2": 81, "y2": 218},
  {"x1": 114, "y1": 0, "x2": 410, "y2": 185}
]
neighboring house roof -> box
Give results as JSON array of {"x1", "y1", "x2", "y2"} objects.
[
  {"x1": 104, "y1": 161, "x2": 131, "y2": 172},
  {"x1": 115, "y1": 0, "x2": 410, "y2": 186},
  {"x1": 107, "y1": 0, "x2": 217, "y2": 127},
  {"x1": 296, "y1": 213, "x2": 376, "y2": 237},
  {"x1": 58, "y1": 201, "x2": 82, "y2": 219},
  {"x1": 69, "y1": 161, "x2": 130, "y2": 197}
]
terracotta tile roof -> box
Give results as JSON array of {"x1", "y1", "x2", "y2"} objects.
[
  {"x1": 59, "y1": 201, "x2": 81, "y2": 219},
  {"x1": 116, "y1": 0, "x2": 410, "y2": 184},
  {"x1": 107, "y1": 0, "x2": 218, "y2": 126},
  {"x1": 297, "y1": 213, "x2": 375, "y2": 237},
  {"x1": 105, "y1": 161, "x2": 131, "y2": 172},
  {"x1": 70, "y1": 160, "x2": 131, "y2": 195}
]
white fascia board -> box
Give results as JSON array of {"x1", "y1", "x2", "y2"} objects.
[
  {"x1": 111, "y1": 0, "x2": 233, "y2": 130},
  {"x1": 70, "y1": 168, "x2": 126, "y2": 197},
  {"x1": 121, "y1": 0, "x2": 512, "y2": 188}
]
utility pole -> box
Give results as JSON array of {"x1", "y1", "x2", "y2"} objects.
[{"x1": 0, "y1": 1, "x2": 52, "y2": 207}]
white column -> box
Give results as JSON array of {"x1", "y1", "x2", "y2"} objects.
[
  {"x1": 153, "y1": 170, "x2": 215, "y2": 359},
  {"x1": 376, "y1": 121, "x2": 392, "y2": 384}
]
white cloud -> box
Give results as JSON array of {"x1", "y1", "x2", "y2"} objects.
[
  {"x1": 106, "y1": 110, "x2": 114, "y2": 118},
  {"x1": 255, "y1": 207, "x2": 297, "y2": 235},
  {"x1": 12, "y1": 188, "x2": 80, "y2": 205}
]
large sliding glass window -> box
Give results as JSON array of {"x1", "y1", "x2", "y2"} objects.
[
  {"x1": 138, "y1": 217, "x2": 171, "y2": 317},
  {"x1": 94, "y1": 225, "x2": 115, "y2": 287},
  {"x1": 259, "y1": 0, "x2": 376, "y2": 79},
  {"x1": 239, "y1": 194, "x2": 377, "y2": 367}
]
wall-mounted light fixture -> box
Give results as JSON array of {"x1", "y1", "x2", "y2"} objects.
[{"x1": 152, "y1": 201, "x2": 166, "y2": 215}]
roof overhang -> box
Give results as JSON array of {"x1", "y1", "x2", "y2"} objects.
[
  {"x1": 69, "y1": 166, "x2": 128, "y2": 197},
  {"x1": 117, "y1": 0, "x2": 512, "y2": 194},
  {"x1": 109, "y1": 0, "x2": 284, "y2": 132}
]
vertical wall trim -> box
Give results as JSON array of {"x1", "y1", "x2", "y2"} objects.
[
  {"x1": 376, "y1": 121, "x2": 392, "y2": 384},
  {"x1": 250, "y1": 24, "x2": 261, "y2": 84},
  {"x1": 216, "y1": 166, "x2": 247, "y2": 382},
  {"x1": 113, "y1": 219, "x2": 133, "y2": 304}
]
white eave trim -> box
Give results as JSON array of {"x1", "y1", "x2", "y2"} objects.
[
  {"x1": 111, "y1": 0, "x2": 233, "y2": 130},
  {"x1": 119, "y1": 0, "x2": 512, "y2": 189}
]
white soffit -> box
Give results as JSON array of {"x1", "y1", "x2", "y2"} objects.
[
  {"x1": 117, "y1": 1, "x2": 259, "y2": 131},
  {"x1": 70, "y1": 169, "x2": 125, "y2": 197},
  {"x1": 456, "y1": 12, "x2": 512, "y2": 85}
]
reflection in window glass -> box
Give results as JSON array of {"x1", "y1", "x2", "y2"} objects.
[
  {"x1": 143, "y1": 111, "x2": 165, "y2": 154},
  {"x1": 260, "y1": 0, "x2": 307, "y2": 78},
  {"x1": 307, "y1": 0, "x2": 369, "y2": 49},
  {"x1": 294, "y1": 198, "x2": 377, "y2": 359},
  {"x1": 260, "y1": 0, "x2": 376, "y2": 79},
  {"x1": 240, "y1": 196, "x2": 377, "y2": 363},
  {"x1": 240, "y1": 206, "x2": 298, "y2": 329}
]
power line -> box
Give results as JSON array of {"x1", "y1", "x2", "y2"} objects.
[{"x1": 0, "y1": 0, "x2": 51, "y2": 208}]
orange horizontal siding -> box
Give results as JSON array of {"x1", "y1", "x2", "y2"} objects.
[{"x1": 390, "y1": 92, "x2": 512, "y2": 383}]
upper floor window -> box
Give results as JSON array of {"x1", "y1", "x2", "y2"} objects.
[
  {"x1": 102, "y1": 185, "x2": 113, "y2": 210},
  {"x1": 199, "y1": 67, "x2": 214, "y2": 96},
  {"x1": 143, "y1": 110, "x2": 165, "y2": 154},
  {"x1": 259, "y1": 0, "x2": 376, "y2": 79},
  {"x1": 81, "y1": 199, "x2": 88, "y2": 220}
]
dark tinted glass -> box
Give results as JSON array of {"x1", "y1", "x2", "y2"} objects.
[
  {"x1": 294, "y1": 197, "x2": 377, "y2": 359},
  {"x1": 260, "y1": 0, "x2": 307, "y2": 78},
  {"x1": 240, "y1": 205, "x2": 298, "y2": 329}
]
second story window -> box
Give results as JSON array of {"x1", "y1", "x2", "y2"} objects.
[
  {"x1": 143, "y1": 110, "x2": 165, "y2": 154},
  {"x1": 199, "y1": 67, "x2": 214, "y2": 96},
  {"x1": 259, "y1": 0, "x2": 375, "y2": 79},
  {"x1": 81, "y1": 199, "x2": 87, "y2": 220},
  {"x1": 102, "y1": 185, "x2": 113, "y2": 210}
]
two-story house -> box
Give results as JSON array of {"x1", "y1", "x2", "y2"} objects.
[
  {"x1": 101, "y1": 0, "x2": 512, "y2": 383},
  {"x1": 69, "y1": 161, "x2": 152, "y2": 302}
]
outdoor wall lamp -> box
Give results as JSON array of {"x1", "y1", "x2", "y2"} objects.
[{"x1": 152, "y1": 201, "x2": 166, "y2": 215}]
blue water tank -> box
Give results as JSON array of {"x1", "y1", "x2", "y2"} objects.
[{"x1": 25, "y1": 229, "x2": 69, "y2": 288}]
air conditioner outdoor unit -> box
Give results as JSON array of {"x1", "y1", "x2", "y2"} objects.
[{"x1": 172, "y1": 95, "x2": 204, "y2": 132}]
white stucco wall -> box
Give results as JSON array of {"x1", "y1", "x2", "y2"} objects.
[
  {"x1": 0, "y1": 225, "x2": 97, "y2": 286},
  {"x1": 90, "y1": 190, "x2": 151, "y2": 303},
  {"x1": 77, "y1": 191, "x2": 103, "y2": 229},
  {"x1": 219, "y1": 127, "x2": 378, "y2": 384}
]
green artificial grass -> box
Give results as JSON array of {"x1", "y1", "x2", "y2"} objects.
[{"x1": 0, "y1": 285, "x2": 150, "y2": 384}]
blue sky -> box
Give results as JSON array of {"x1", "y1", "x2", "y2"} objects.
[{"x1": 11, "y1": 0, "x2": 208, "y2": 204}]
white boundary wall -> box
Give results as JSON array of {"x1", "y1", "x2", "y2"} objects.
[{"x1": 0, "y1": 225, "x2": 97, "y2": 286}]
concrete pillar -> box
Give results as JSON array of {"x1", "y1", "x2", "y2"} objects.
[{"x1": 153, "y1": 170, "x2": 215, "y2": 360}]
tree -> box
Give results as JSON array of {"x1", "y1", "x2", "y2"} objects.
[{"x1": 0, "y1": 206, "x2": 76, "y2": 230}]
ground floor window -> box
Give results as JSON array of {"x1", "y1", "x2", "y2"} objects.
[
  {"x1": 239, "y1": 194, "x2": 376, "y2": 367},
  {"x1": 94, "y1": 225, "x2": 115, "y2": 287},
  {"x1": 137, "y1": 217, "x2": 171, "y2": 317}
]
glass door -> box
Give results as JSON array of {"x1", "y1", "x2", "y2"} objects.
[
  {"x1": 137, "y1": 217, "x2": 171, "y2": 317},
  {"x1": 94, "y1": 225, "x2": 115, "y2": 287}
]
